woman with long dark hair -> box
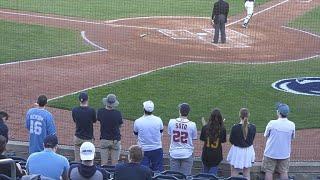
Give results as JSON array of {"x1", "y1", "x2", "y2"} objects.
[
  {"x1": 227, "y1": 108, "x2": 256, "y2": 179},
  {"x1": 200, "y1": 108, "x2": 226, "y2": 175}
]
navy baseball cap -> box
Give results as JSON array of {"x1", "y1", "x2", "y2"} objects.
[
  {"x1": 44, "y1": 135, "x2": 58, "y2": 148},
  {"x1": 79, "y1": 92, "x2": 88, "y2": 102},
  {"x1": 276, "y1": 102, "x2": 290, "y2": 117}
]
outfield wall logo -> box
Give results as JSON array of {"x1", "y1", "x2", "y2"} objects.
[{"x1": 272, "y1": 77, "x2": 320, "y2": 96}]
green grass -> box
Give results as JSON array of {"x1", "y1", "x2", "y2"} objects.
[
  {"x1": 0, "y1": 20, "x2": 93, "y2": 64},
  {"x1": 0, "y1": 0, "x2": 269, "y2": 20},
  {"x1": 49, "y1": 58, "x2": 320, "y2": 132},
  {"x1": 288, "y1": 5, "x2": 320, "y2": 34}
]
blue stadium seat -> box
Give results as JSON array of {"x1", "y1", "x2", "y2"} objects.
[
  {"x1": 225, "y1": 176, "x2": 247, "y2": 180},
  {"x1": 101, "y1": 165, "x2": 116, "y2": 173},
  {"x1": 161, "y1": 170, "x2": 186, "y2": 179},
  {"x1": 192, "y1": 173, "x2": 220, "y2": 180},
  {"x1": 6, "y1": 156, "x2": 27, "y2": 170},
  {"x1": 153, "y1": 174, "x2": 179, "y2": 180},
  {"x1": 0, "y1": 174, "x2": 11, "y2": 180}
]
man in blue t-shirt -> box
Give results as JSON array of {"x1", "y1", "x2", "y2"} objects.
[
  {"x1": 114, "y1": 145, "x2": 152, "y2": 180},
  {"x1": 25, "y1": 95, "x2": 56, "y2": 154},
  {"x1": 26, "y1": 135, "x2": 70, "y2": 180}
]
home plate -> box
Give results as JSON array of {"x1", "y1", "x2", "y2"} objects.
[{"x1": 197, "y1": 33, "x2": 208, "y2": 36}]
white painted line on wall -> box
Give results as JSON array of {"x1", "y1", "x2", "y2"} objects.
[
  {"x1": 226, "y1": 0, "x2": 290, "y2": 27},
  {"x1": 81, "y1": 31, "x2": 107, "y2": 50},
  {"x1": 282, "y1": 26, "x2": 320, "y2": 39},
  {"x1": 48, "y1": 61, "x2": 191, "y2": 101}
]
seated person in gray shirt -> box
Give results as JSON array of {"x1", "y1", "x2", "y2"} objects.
[{"x1": 69, "y1": 142, "x2": 109, "y2": 180}]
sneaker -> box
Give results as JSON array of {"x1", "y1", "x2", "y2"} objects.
[{"x1": 242, "y1": 23, "x2": 248, "y2": 28}]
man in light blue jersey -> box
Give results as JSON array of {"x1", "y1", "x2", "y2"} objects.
[{"x1": 26, "y1": 95, "x2": 56, "y2": 154}]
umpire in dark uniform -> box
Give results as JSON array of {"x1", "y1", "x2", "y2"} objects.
[{"x1": 212, "y1": 0, "x2": 229, "y2": 44}]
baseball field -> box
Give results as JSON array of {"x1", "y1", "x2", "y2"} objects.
[{"x1": 0, "y1": 0, "x2": 319, "y2": 161}]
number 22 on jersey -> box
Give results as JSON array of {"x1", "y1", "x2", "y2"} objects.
[{"x1": 173, "y1": 130, "x2": 189, "y2": 143}]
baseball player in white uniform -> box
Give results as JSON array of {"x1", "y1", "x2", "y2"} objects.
[
  {"x1": 168, "y1": 103, "x2": 197, "y2": 175},
  {"x1": 243, "y1": 0, "x2": 255, "y2": 28}
]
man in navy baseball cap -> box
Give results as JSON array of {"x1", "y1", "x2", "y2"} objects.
[{"x1": 78, "y1": 92, "x2": 88, "y2": 103}]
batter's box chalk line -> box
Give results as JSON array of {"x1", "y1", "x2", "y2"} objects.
[
  {"x1": 158, "y1": 29, "x2": 196, "y2": 40},
  {"x1": 202, "y1": 28, "x2": 251, "y2": 48}
]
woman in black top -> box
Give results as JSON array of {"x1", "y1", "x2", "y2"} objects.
[
  {"x1": 227, "y1": 108, "x2": 256, "y2": 180},
  {"x1": 200, "y1": 108, "x2": 226, "y2": 175}
]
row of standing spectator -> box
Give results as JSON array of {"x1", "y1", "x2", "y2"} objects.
[{"x1": 0, "y1": 92, "x2": 295, "y2": 180}]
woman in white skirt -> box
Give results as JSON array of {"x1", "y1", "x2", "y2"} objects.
[{"x1": 227, "y1": 108, "x2": 256, "y2": 179}]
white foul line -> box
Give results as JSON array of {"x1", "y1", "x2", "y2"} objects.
[
  {"x1": 0, "y1": 31, "x2": 107, "y2": 67},
  {"x1": 0, "y1": 49, "x2": 106, "y2": 67},
  {"x1": 0, "y1": 10, "x2": 159, "y2": 30},
  {"x1": 48, "y1": 54, "x2": 319, "y2": 101},
  {"x1": 282, "y1": 26, "x2": 320, "y2": 39},
  {"x1": 81, "y1": 31, "x2": 107, "y2": 50},
  {"x1": 226, "y1": 0, "x2": 290, "y2": 27},
  {"x1": 48, "y1": 61, "x2": 190, "y2": 101}
]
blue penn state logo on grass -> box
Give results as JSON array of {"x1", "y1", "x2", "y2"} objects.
[{"x1": 272, "y1": 77, "x2": 320, "y2": 96}]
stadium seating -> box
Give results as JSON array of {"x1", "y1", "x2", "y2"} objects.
[
  {"x1": 160, "y1": 170, "x2": 187, "y2": 179},
  {"x1": 225, "y1": 176, "x2": 247, "y2": 180},
  {"x1": 0, "y1": 174, "x2": 11, "y2": 180},
  {"x1": 192, "y1": 173, "x2": 221, "y2": 180},
  {"x1": 152, "y1": 174, "x2": 180, "y2": 180},
  {"x1": 0, "y1": 158, "x2": 17, "y2": 179},
  {"x1": 6, "y1": 155, "x2": 27, "y2": 170}
]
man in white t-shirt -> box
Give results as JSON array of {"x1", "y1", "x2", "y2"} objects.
[
  {"x1": 134, "y1": 100, "x2": 164, "y2": 172},
  {"x1": 168, "y1": 103, "x2": 197, "y2": 175},
  {"x1": 262, "y1": 103, "x2": 295, "y2": 180}
]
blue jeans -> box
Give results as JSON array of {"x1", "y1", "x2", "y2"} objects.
[
  {"x1": 202, "y1": 164, "x2": 218, "y2": 175},
  {"x1": 141, "y1": 148, "x2": 163, "y2": 172}
]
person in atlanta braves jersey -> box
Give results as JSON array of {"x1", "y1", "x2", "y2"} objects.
[
  {"x1": 25, "y1": 95, "x2": 56, "y2": 154},
  {"x1": 243, "y1": 0, "x2": 255, "y2": 28},
  {"x1": 168, "y1": 103, "x2": 197, "y2": 175}
]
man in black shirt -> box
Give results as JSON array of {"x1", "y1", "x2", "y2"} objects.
[
  {"x1": 114, "y1": 145, "x2": 152, "y2": 180},
  {"x1": 212, "y1": 0, "x2": 229, "y2": 44},
  {"x1": 97, "y1": 94, "x2": 123, "y2": 165},
  {"x1": 0, "y1": 111, "x2": 9, "y2": 142},
  {"x1": 72, "y1": 92, "x2": 97, "y2": 162}
]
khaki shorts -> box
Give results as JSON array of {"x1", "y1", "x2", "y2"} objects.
[
  {"x1": 262, "y1": 156, "x2": 290, "y2": 174},
  {"x1": 100, "y1": 139, "x2": 121, "y2": 165}
]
